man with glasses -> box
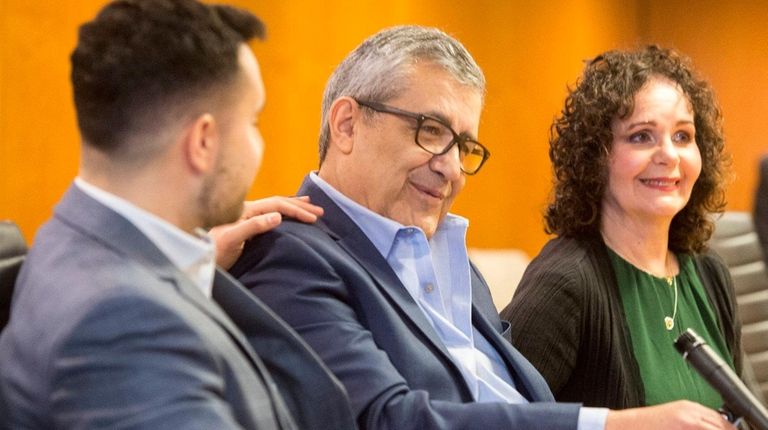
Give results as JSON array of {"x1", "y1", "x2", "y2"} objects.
[{"x1": 229, "y1": 26, "x2": 727, "y2": 430}]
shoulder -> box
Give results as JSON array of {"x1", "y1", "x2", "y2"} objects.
[
  {"x1": 505, "y1": 236, "x2": 612, "y2": 314},
  {"x1": 506, "y1": 238, "x2": 590, "y2": 309},
  {"x1": 691, "y1": 248, "x2": 730, "y2": 281},
  {"x1": 693, "y1": 247, "x2": 728, "y2": 267},
  {"x1": 19, "y1": 268, "x2": 197, "y2": 351},
  {"x1": 232, "y1": 219, "x2": 342, "y2": 278},
  {"x1": 524, "y1": 236, "x2": 605, "y2": 285},
  {"x1": 5, "y1": 263, "x2": 212, "y2": 400},
  {"x1": 245, "y1": 218, "x2": 338, "y2": 254},
  {"x1": 689, "y1": 249, "x2": 736, "y2": 310},
  {"x1": 14, "y1": 228, "x2": 200, "y2": 353}
]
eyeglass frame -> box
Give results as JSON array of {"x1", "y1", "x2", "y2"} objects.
[{"x1": 354, "y1": 99, "x2": 490, "y2": 175}]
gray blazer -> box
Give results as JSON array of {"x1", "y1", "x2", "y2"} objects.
[{"x1": 0, "y1": 185, "x2": 353, "y2": 429}]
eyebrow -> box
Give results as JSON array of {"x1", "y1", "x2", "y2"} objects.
[
  {"x1": 425, "y1": 110, "x2": 451, "y2": 124},
  {"x1": 625, "y1": 119, "x2": 695, "y2": 131},
  {"x1": 424, "y1": 109, "x2": 478, "y2": 140}
]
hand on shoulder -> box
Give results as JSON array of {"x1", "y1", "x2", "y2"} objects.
[{"x1": 210, "y1": 196, "x2": 323, "y2": 269}]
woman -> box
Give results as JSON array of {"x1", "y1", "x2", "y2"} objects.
[{"x1": 501, "y1": 45, "x2": 741, "y2": 410}]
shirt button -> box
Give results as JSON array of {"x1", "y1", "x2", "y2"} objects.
[{"x1": 424, "y1": 283, "x2": 434, "y2": 293}]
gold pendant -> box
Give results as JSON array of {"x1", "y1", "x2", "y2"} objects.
[{"x1": 664, "y1": 316, "x2": 674, "y2": 330}]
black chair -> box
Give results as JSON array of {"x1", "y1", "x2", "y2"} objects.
[{"x1": 0, "y1": 221, "x2": 27, "y2": 331}]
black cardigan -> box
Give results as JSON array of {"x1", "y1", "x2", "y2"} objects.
[{"x1": 500, "y1": 236, "x2": 742, "y2": 409}]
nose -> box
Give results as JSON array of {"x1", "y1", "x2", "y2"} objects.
[
  {"x1": 653, "y1": 135, "x2": 680, "y2": 166},
  {"x1": 429, "y1": 142, "x2": 463, "y2": 181}
]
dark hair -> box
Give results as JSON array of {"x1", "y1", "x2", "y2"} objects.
[
  {"x1": 71, "y1": 0, "x2": 265, "y2": 152},
  {"x1": 546, "y1": 45, "x2": 728, "y2": 253}
]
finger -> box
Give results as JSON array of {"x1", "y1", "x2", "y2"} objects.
[
  {"x1": 289, "y1": 196, "x2": 324, "y2": 215},
  {"x1": 278, "y1": 200, "x2": 324, "y2": 221},
  {"x1": 276, "y1": 196, "x2": 324, "y2": 216},
  {"x1": 223, "y1": 212, "x2": 282, "y2": 244},
  {"x1": 252, "y1": 199, "x2": 322, "y2": 221},
  {"x1": 700, "y1": 410, "x2": 735, "y2": 430},
  {"x1": 240, "y1": 197, "x2": 282, "y2": 218},
  {"x1": 241, "y1": 196, "x2": 323, "y2": 219}
]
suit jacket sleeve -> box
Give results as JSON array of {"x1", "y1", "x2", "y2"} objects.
[
  {"x1": 233, "y1": 226, "x2": 581, "y2": 430},
  {"x1": 50, "y1": 291, "x2": 246, "y2": 429}
]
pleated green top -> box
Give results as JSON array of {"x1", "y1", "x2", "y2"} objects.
[{"x1": 607, "y1": 248, "x2": 734, "y2": 408}]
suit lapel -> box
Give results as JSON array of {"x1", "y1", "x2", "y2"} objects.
[
  {"x1": 173, "y1": 271, "x2": 299, "y2": 430},
  {"x1": 56, "y1": 185, "x2": 297, "y2": 429},
  {"x1": 209, "y1": 271, "x2": 299, "y2": 430},
  {"x1": 57, "y1": 186, "x2": 264, "y2": 368},
  {"x1": 213, "y1": 269, "x2": 354, "y2": 430},
  {"x1": 298, "y1": 176, "x2": 554, "y2": 403},
  {"x1": 467, "y1": 262, "x2": 555, "y2": 402},
  {"x1": 471, "y1": 307, "x2": 554, "y2": 402},
  {"x1": 299, "y1": 177, "x2": 461, "y2": 374}
]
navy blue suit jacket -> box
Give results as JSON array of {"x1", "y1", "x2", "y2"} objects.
[{"x1": 230, "y1": 176, "x2": 582, "y2": 430}]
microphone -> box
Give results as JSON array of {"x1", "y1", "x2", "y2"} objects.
[{"x1": 674, "y1": 328, "x2": 768, "y2": 430}]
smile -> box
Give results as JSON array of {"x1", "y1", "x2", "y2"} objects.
[
  {"x1": 410, "y1": 182, "x2": 445, "y2": 201},
  {"x1": 639, "y1": 178, "x2": 680, "y2": 188}
]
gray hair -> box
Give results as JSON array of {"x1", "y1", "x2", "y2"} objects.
[{"x1": 318, "y1": 25, "x2": 485, "y2": 164}]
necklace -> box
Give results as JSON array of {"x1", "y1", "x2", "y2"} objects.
[{"x1": 663, "y1": 276, "x2": 678, "y2": 331}]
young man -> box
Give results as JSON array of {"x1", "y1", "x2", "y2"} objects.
[{"x1": 0, "y1": 1, "x2": 353, "y2": 429}]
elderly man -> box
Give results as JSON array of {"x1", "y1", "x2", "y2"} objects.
[
  {"x1": 0, "y1": 1, "x2": 355, "y2": 429},
  {"x1": 231, "y1": 25, "x2": 735, "y2": 430}
]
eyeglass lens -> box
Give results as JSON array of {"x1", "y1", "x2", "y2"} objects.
[{"x1": 416, "y1": 118, "x2": 485, "y2": 174}]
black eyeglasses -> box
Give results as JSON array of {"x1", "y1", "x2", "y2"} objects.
[{"x1": 355, "y1": 99, "x2": 490, "y2": 175}]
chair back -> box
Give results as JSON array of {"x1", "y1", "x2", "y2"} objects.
[
  {"x1": 0, "y1": 221, "x2": 27, "y2": 331},
  {"x1": 709, "y1": 212, "x2": 768, "y2": 404}
]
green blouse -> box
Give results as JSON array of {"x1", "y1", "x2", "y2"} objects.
[{"x1": 607, "y1": 248, "x2": 734, "y2": 408}]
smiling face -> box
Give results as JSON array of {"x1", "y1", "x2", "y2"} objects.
[
  {"x1": 343, "y1": 62, "x2": 482, "y2": 237},
  {"x1": 602, "y1": 76, "x2": 702, "y2": 227}
]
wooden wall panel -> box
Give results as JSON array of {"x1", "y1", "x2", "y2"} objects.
[
  {"x1": 1, "y1": 1, "x2": 105, "y2": 243},
  {"x1": 215, "y1": 0, "x2": 641, "y2": 255},
  {"x1": 640, "y1": 0, "x2": 768, "y2": 214},
  {"x1": 2, "y1": 0, "x2": 642, "y2": 258}
]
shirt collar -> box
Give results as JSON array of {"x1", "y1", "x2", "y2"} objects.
[
  {"x1": 309, "y1": 172, "x2": 468, "y2": 257},
  {"x1": 74, "y1": 177, "x2": 216, "y2": 298}
]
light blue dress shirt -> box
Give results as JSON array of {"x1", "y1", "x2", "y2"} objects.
[{"x1": 310, "y1": 173, "x2": 608, "y2": 429}]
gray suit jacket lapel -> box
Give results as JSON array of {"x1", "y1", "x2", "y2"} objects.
[
  {"x1": 55, "y1": 185, "x2": 297, "y2": 429},
  {"x1": 56, "y1": 187, "x2": 254, "y2": 358}
]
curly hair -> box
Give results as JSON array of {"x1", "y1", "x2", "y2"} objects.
[{"x1": 546, "y1": 45, "x2": 728, "y2": 253}]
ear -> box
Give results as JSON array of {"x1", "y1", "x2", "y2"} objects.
[
  {"x1": 182, "y1": 113, "x2": 218, "y2": 175},
  {"x1": 328, "y1": 96, "x2": 360, "y2": 155}
]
